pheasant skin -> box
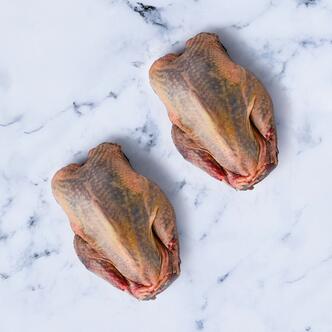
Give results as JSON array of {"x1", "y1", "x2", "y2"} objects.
[
  {"x1": 52, "y1": 143, "x2": 180, "y2": 300},
  {"x1": 149, "y1": 32, "x2": 278, "y2": 190}
]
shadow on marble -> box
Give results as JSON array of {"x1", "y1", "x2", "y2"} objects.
[{"x1": 205, "y1": 27, "x2": 290, "y2": 161}]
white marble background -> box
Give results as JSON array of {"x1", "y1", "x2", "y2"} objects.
[{"x1": 1, "y1": 0, "x2": 332, "y2": 331}]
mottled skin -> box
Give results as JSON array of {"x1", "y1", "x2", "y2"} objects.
[
  {"x1": 149, "y1": 32, "x2": 278, "y2": 190},
  {"x1": 52, "y1": 143, "x2": 180, "y2": 300}
]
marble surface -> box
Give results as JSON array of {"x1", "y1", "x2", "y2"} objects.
[{"x1": 1, "y1": 0, "x2": 332, "y2": 331}]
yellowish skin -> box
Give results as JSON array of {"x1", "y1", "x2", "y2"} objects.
[
  {"x1": 52, "y1": 143, "x2": 180, "y2": 300},
  {"x1": 150, "y1": 32, "x2": 278, "y2": 190}
]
